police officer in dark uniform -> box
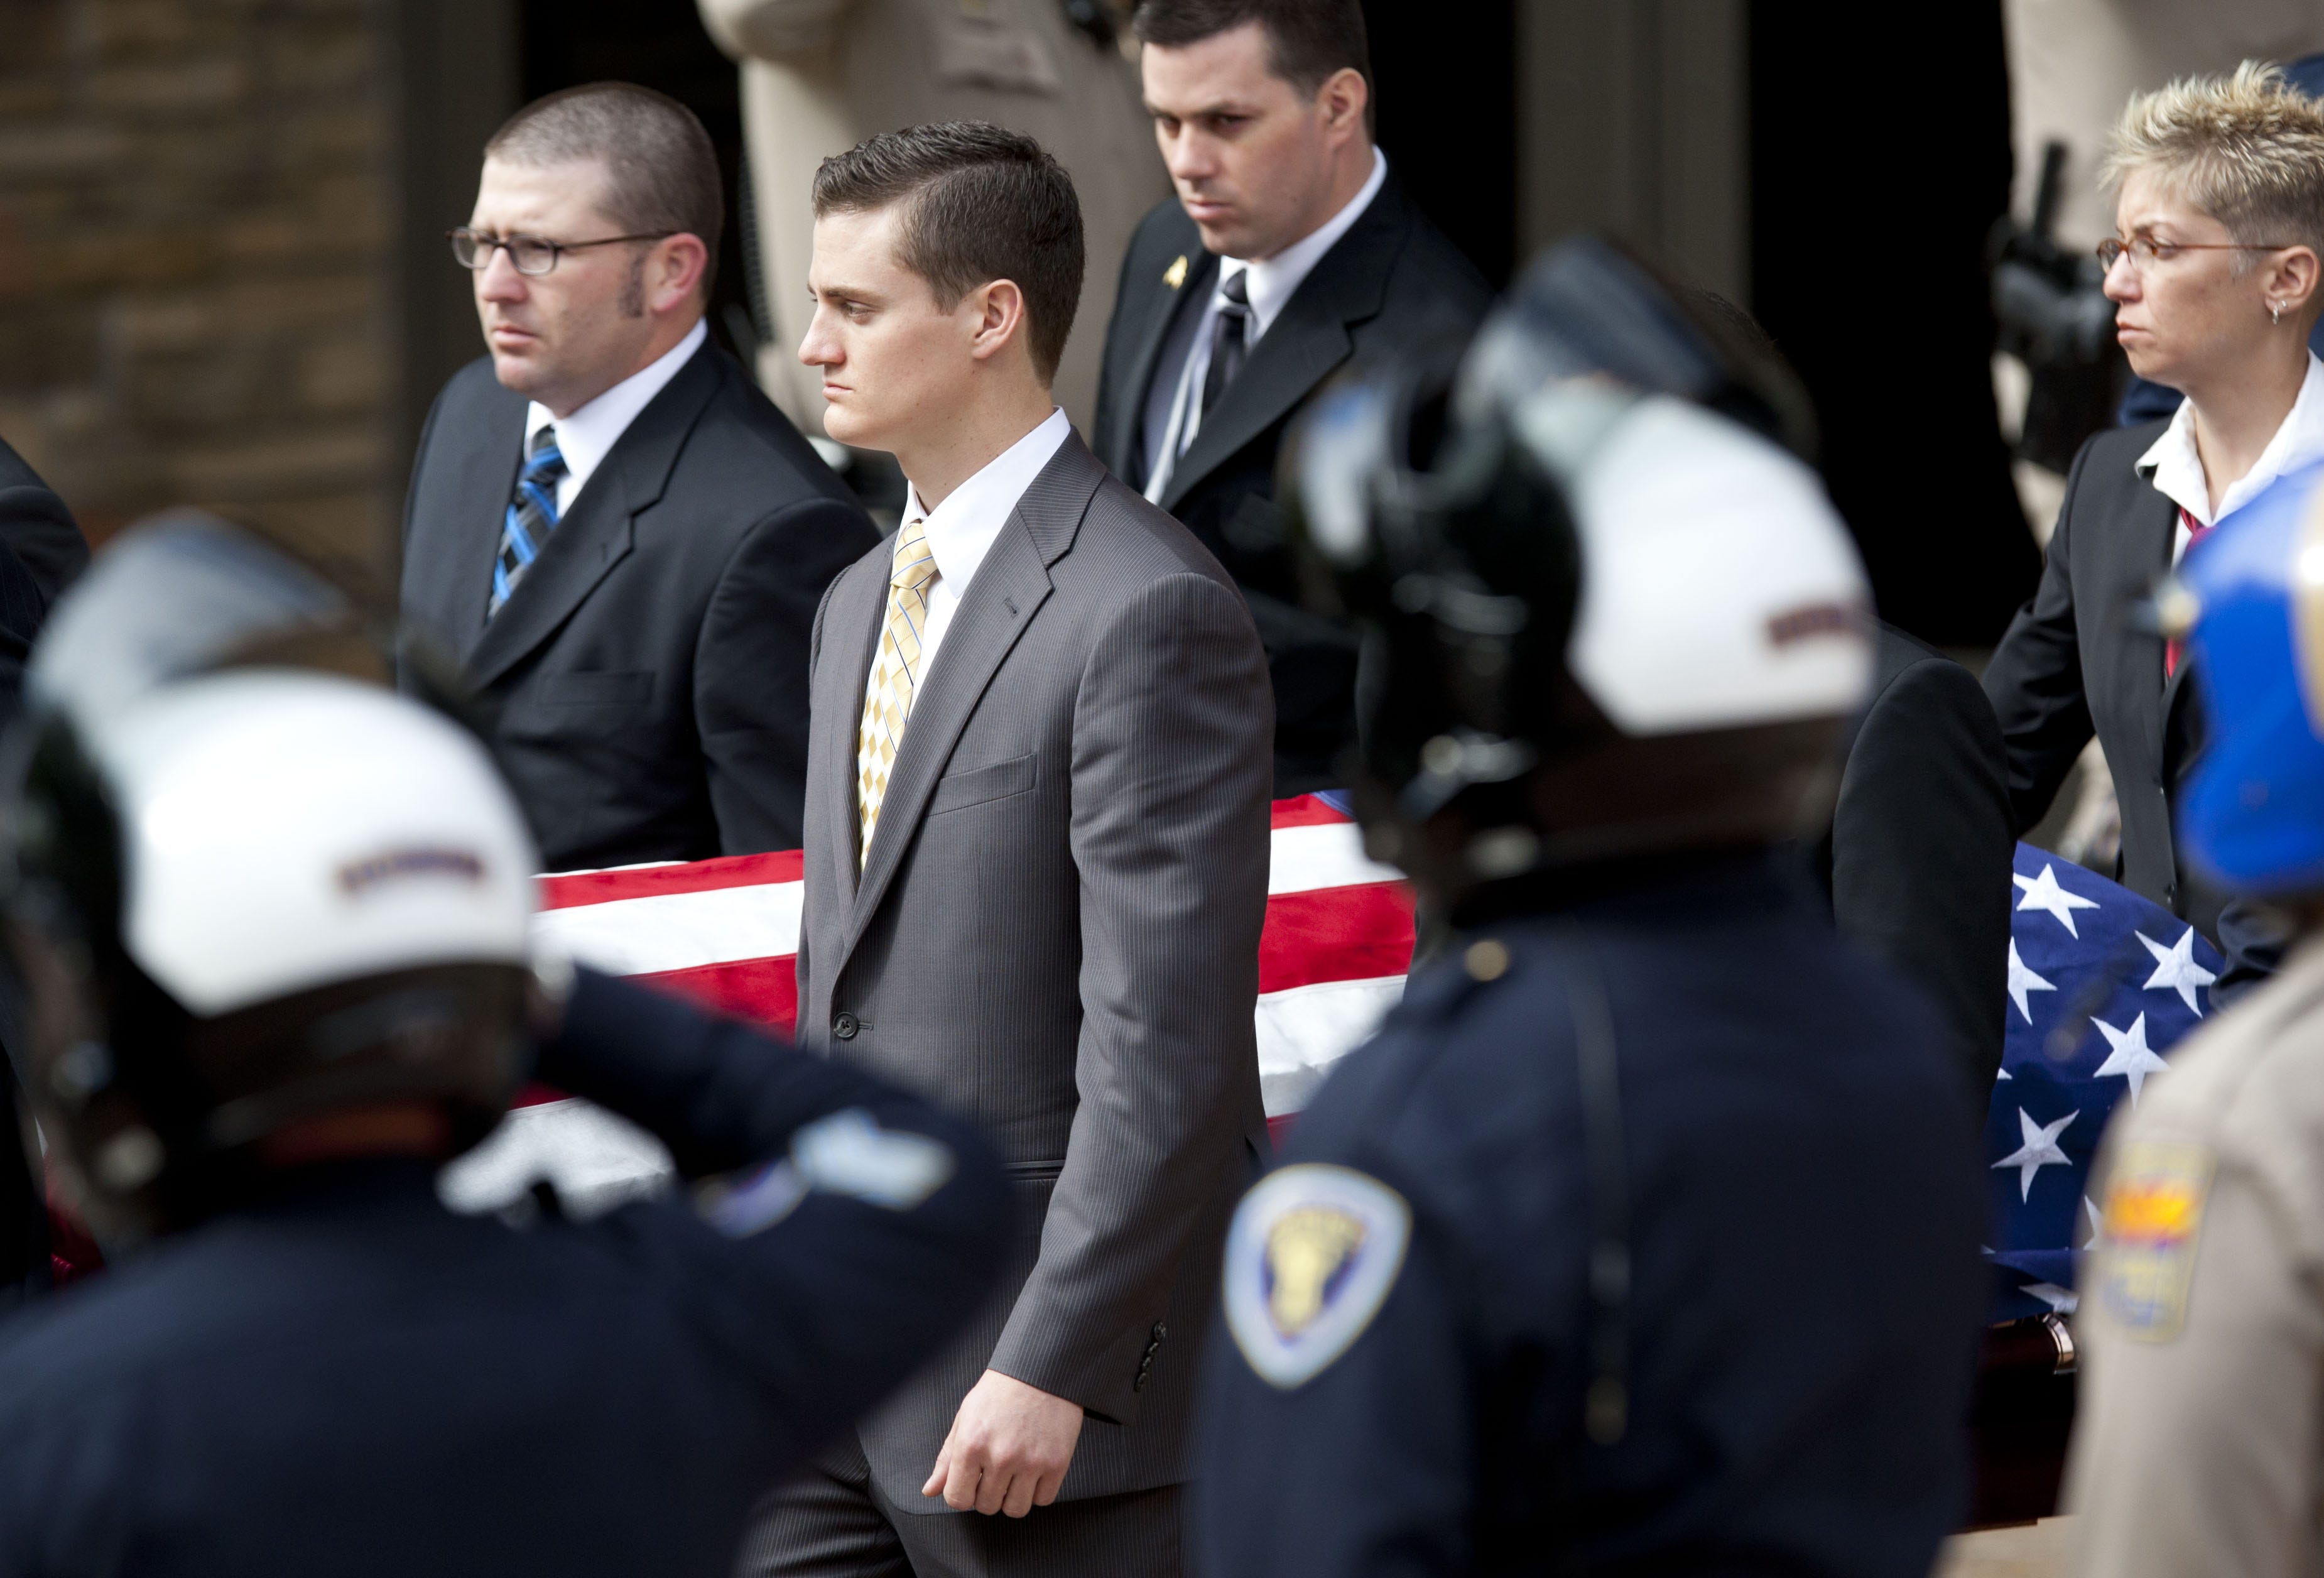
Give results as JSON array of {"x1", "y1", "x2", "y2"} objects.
[
  {"x1": 1194, "y1": 243, "x2": 1990, "y2": 1576},
  {"x1": 0, "y1": 520, "x2": 1011, "y2": 1575}
]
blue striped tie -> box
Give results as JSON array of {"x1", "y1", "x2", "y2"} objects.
[{"x1": 490, "y1": 426, "x2": 570, "y2": 616}]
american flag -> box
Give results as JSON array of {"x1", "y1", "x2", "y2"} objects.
[
  {"x1": 1985, "y1": 842, "x2": 2223, "y2": 1322},
  {"x1": 441, "y1": 795, "x2": 1416, "y2": 1216}
]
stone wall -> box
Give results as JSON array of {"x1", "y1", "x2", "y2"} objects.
[{"x1": 0, "y1": 0, "x2": 399, "y2": 569}]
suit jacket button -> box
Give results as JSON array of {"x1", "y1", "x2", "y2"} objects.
[
  {"x1": 1152, "y1": 1324, "x2": 1168, "y2": 1341},
  {"x1": 832, "y1": 1011, "x2": 859, "y2": 1041}
]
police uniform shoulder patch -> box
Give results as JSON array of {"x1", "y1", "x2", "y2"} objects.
[
  {"x1": 1223, "y1": 1163, "x2": 1411, "y2": 1388},
  {"x1": 2093, "y1": 1138, "x2": 2216, "y2": 1342}
]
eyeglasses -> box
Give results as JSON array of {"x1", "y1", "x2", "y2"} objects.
[
  {"x1": 2097, "y1": 236, "x2": 2296, "y2": 271},
  {"x1": 447, "y1": 227, "x2": 676, "y2": 276}
]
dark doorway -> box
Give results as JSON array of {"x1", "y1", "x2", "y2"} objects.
[
  {"x1": 521, "y1": 3, "x2": 761, "y2": 363},
  {"x1": 1750, "y1": 1, "x2": 2039, "y2": 645},
  {"x1": 1364, "y1": 0, "x2": 1518, "y2": 287}
]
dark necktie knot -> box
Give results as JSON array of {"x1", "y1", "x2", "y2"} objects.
[
  {"x1": 524, "y1": 424, "x2": 567, "y2": 482},
  {"x1": 1202, "y1": 270, "x2": 1254, "y2": 418}
]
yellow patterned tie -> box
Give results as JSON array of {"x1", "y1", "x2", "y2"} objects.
[{"x1": 856, "y1": 516, "x2": 940, "y2": 866}]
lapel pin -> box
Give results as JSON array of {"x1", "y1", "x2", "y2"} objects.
[{"x1": 1164, "y1": 254, "x2": 1188, "y2": 290}]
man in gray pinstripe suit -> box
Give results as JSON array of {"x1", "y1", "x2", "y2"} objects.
[{"x1": 747, "y1": 122, "x2": 1273, "y2": 1578}]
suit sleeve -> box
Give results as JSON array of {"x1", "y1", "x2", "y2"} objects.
[
  {"x1": 0, "y1": 482, "x2": 84, "y2": 618},
  {"x1": 697, "y1": 496, "x2": 877, "y2": 855},
  {"x1": 1830, "y1": 658, "x2": 2012, "y2": 1090},
  {"x1": 538, "y1": 967, "x2": 1012, "y2": 1474},
  {"x1": 984, "y1": 570, "x2": 1274, "y2": 1421},
  {"x1": 1983, "y1": 437, "x2": 2100, "y2": 835}
]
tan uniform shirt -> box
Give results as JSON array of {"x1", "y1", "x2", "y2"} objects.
[
  {"x1": 2065, "y1": 933, "x2": 2324, "y2": 1577},
  {"x1": 697, "y1": 0, "x2": 1172, "y2": 438}
]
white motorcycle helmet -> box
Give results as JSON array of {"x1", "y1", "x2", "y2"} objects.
[
  {"x1": 3, "y1": 520, "x2": 534, "y2": 1246},
  {"x1": 1282, "y1": 236, "x2": 1874, "y2": 902}
]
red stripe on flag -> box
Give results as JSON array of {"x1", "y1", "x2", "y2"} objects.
[
  {"x1": 638, "y1": 956, "x2": 800, "y2": 1037},
  {"x1": 1269, "y1": 793, "x2": 1355, "y2": 830},
  {"x1": 1259, "y1": 882, "x2": 1414, "y2": 994},
  {"x1": 536, "y1": 849, "x2": 805, "y2": 910},
  {"x1": 511, "y1": 959, "x2": 800, "y2": 1109}
]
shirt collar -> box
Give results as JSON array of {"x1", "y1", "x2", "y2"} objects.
[
  {"x1": 902, "y1": 407, "x2": 1072, "y2": 590},
  {"x1": 1220, "y1": 148, "x2": 1387, "y2": 340},
  {"x1": 2137, "y1": 351, "x2": 2324, "y2": 526},
  {"x1": 525, "y1": 317, "x2": 707, "y2": 492}
]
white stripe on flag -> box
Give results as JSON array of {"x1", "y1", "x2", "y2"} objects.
[
  {"x1": 1254, "y1": 974, "x2": 1406, "y2": 1118},
  {"x1": 449, "y1": 967, "x2": 1412, "y2": 1218},
  {"x1": 1267, "y1": 821, "x2": 1402, "y2": 896},
  {"x1": 533, "y1": 882, "x2": 803, "y2": 975}
]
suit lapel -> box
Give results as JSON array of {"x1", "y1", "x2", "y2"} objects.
[
  {"x1": 1108, "y1": 239, "x2": 1216, "y2": 476},
  {"x1": 413, "y1": 387, "x2": 526, "y2": 666},
  {"x1": 2129, "y1": 479, "x2": 2180, "y2": 771},
  {"x1": 1159, "y1": 178, "x2": 1410, "y2": 513},
  {"x1": 822, "y1": 553, "x2": 889, "y2": 908},
  {"x1": 464, "y1": 342, "x2": 724, "y2": 690},
  {"x1": 842, "y1": 440, "x2": 1107, "y2": 954}
]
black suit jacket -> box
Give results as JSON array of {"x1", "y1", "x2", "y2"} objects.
[
  {"x1": 0, "y1": 436, "x2": 82, "y2": 1309},
  {"x1": 1813, "y1": 626, "x2": 2012, "y2": 1091},
  {"x1": 1092, "y1": 174, "x2": 1493, "y2": 792},
  {"x1": 1983, "y1": 422, "x2": 2281, "y2": 995},
  {"x1": 0, "y1": 437, "x2": 87, "y2": 710},
  {"x1": 400, "y1": 340, "x2": 877, "y2": 873}
]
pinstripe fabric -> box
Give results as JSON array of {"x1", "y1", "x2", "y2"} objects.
[
  {"x1": 792, "y1": 435, "x2": 1274, "y2": 1537},
  {"x1": 739, "y1": 1435, "x2": 1183, "y2": 1578},
  {"x1": 856, "y1": 516, "x2": 938, "y2": 864}
]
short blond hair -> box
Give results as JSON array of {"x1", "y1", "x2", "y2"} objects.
[{"x1": 2106, "y1": 62, "x2": 2324, "y2": 264}]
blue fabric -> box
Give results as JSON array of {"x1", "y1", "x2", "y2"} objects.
[
  {"x1": 2178, "y1": 458, "x2": 2324, "y2": 893},
  {"x1": 1986, "y1": 842, "x2": 2223, "y2": 1322},
  {"x1": 0, "y1": 972, "x2": 1010, "y2": 1574},
  {"x1": 1198, "y1": 856, "x2": 1987, "y2": 1577},
  {"x1": 490, "y1": 428, "x2": 567, "y2": 615}
]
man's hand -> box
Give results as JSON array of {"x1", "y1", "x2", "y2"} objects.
[{"x1": 923, "y1": 1369, "x2": 1085, "y2": 1516}]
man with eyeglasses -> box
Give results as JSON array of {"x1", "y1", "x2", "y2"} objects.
[{"x1": 401, "y1": 82, "x2": 876, "y2": 874}]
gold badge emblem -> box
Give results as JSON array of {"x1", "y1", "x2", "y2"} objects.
[
  {"x1": 1266, "y1": 1207, "x2": 1367, "y2": 1337},
  {"x1": 1164, "y1": 254, "x2": 1188, "y2": 290},
  {"x1": 2095, "y1": 1138, "x2": 2215, "y2": 1341},
  {"x1": 1224, "y1": 1164, "x2": 1411, "y2": 1387}
]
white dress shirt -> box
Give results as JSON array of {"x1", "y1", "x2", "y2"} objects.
[
  {"x1": 874, "y1": 408, "x2": 1072, "y2": 705},
  {"x1": 523, "y1": 317, "x2": 708, "y2": 515},
  {"x1": 1144, "y1": 149, "x2": 1389, "y2": 502},
  {"x1": 2138, "y1": 351, "x2": 2324, "y2": 562}
]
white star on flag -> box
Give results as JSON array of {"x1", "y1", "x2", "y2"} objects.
[
  {"x1": 2092, "y1": 1012, "x2": 2170, "y2": 1104},
  {"x1": 2014, "y1": 862, "x2": 2100, "y2": 937},
  {"x1": 2137, "y1": 927, "x2": 2218, "y2": 1016},
  {"x1": 2007, "y1": 938, "x2": 2056, "y2": 1024},
  {"x1": 2085, "y1": 1195, "x2": 2102, "y2": 1250},
  {"x1": 2023, "y1": 1281, "x2": 2080, "y2": 1314},
  {"x1": 1994, "y1": 1106, "x2": 2077, "y2": 1200}
]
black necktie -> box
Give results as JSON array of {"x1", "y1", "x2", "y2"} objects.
[{"x1": 1201, "y1": 271, "x2": 1252, "y2": 416}]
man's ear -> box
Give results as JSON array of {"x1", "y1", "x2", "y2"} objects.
[
  {"x1": 967, "y1": 278, "x2": 1031, "y2": 364},
  {"x1": 647, "y1": 233, "x2": 712, "y2": 315},
  {"x1": 1317, "y1": 67, "x2": 1369, "y2": 142}
]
